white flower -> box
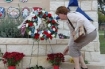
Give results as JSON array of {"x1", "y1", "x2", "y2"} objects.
[
  {"x1": 40, "y1": 33, "x2": 43, "y2": 37},
  {"x1": 52, "y1": 34, "x2": 55, "y2": 37},
  {"x1": 48, "y1": 24, "x2": 51, "y2": 27},
  {"x1": 34, "y1": 11, "x2": 38, "y2": 15},
  {"x1": 41, "y1": 31, "x2": 44, "y2": 33},
  {"x1": 26, "y1": 23, "x2": 28, "y2": 27},
  {"x1": 30, "y1": 12, "x2": 35, "y2": 17},
  {"x1": 34, "y1": 30, "x2": 37, "y2": 34},
  {"x1": 33, "y1": 22, "x2": 36, "y2": 26},
  {"x1": 48, "y1": 30, "x2": 51, "y2": 34},
  {"x1": 54, "y1": 19, "x2": 57, "y2": 22},
  {"x1": 27, "y1": 16, "x2": 32, "y2": 20},
  {"x1": 53, "y1": 28, "x2": 56, "y2": 31},
  {"x1": 28, "y1": 31, "x2": 31, "y2": 35},
  {"x1": 42, "y1": 10, "x2": 46, "y2": 13}
]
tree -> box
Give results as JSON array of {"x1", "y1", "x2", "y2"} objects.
[
  {"x1": 98, "y1": 11, "x2": 105, "y2": 29},
  {"x1": 98, "y1": 0, "x2": 105, "y2": 14}
]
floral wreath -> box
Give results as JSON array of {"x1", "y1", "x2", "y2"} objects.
[{"x1": 20, "y1": 8, "x2": 58, "y2": 41}]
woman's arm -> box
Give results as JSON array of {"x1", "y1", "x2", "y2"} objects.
[{"x1": 63, "y1": 46, "x2": 69, "y2": 55}]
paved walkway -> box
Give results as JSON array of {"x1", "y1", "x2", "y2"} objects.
[{"x1": 58, "y1": 54, "x2": 105, "y2": 69}]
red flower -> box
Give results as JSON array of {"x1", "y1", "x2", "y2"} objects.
[
  {"x1": 52, "y1": 26, "x2": 58, "y2": 32},
  {"x1": 47, "y1": 53, "x2": 65, "y2": 66},
  {"x1": 34, "y1": 33, "x2": 39, "y2": 39},
  {"x1": 0, "y1": 13, "x2": 2, "y2": 17},
  {"x1": 43, "y1": 31, "x2": 52, "y2": 39},
  {"x1": 2, "y1": 59, "x2": 7, "y2": 64},
  {"x1": 2, "y1": 52, "x2": 25, "y2": 66},
  {"x1": 47, "y1": 20, "x2": 51, "y2": 23},
  {"x1": 48, "y1": 13, "x2": 52, "y2": 17},
  {"x1": 25, "y1": 20, "x2": 29, "y2": 23},
  {"x1": 32, "y1": 16, "x2": 37, "y2": 19},
  {"x1": 38, "y1": 11, "x2": 42, "y2": 15},
  {"x1": 51, "y1": 20, "x2": 56, "y2": 24},
  {"x1": 28, "y1": 22, "x2": 33, "y2": 27},
  {"x1": 42, "y1": 14, "x2": 46, "y2": 18},
  {"x1": 40, "y1": 37, "x2": 44, "y2": 40},
  {"x1": 47, "y1": 34, "x2": 52, "y2": 39}
]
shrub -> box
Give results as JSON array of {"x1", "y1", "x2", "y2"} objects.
[{"x1": 0, "y1": 18, "x2": 29, "y2": 38}]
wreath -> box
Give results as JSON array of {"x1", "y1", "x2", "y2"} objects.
[{"x1": 19, "y1": 8, "x2": 58, "y2": 41}]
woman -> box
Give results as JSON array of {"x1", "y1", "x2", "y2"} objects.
[{"x1": 55, "y1": 6, "x2": 97, "y2": 69}]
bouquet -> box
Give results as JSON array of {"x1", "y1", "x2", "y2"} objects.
[
  {"x1": 47, "y1": 53, "x2": 64, "y2": 66},
  {"x1": 2, "y1": 52, "x2": 25, "y2": 66}
]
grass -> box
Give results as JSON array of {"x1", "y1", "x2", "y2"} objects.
[
  {"x1": 99, "y1": 30, "x2": 105, "y2": 54},
  {"x1": 99, "y1": 30, "x2": 104, "y2": 34}
]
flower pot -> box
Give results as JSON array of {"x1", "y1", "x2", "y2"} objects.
[
  {"x1": 8, "y1": 66, "x2": 16, "y2": 69},
  {"x1": 53, "y1": 65, "x2": 59, "y2": 69}
]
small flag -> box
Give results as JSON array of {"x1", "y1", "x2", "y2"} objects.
[{"x1": 68, "y1": 0, "x2": 78, "y2": 7}]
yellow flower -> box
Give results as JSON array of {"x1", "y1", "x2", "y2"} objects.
[{"x1": 70, "y1": 58, "x2": 74, "y2": 63}]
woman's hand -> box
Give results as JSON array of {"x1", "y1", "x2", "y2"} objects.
[{"x1": 63, "y1": 46, "x2": 69, "y2": 55}]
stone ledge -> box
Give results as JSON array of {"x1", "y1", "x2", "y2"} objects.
[
  {"x1": 60, "y1": 62, "x2": 105, "y2": 69},
  {"x1": 0, "y1": 38, "x2": 69, "y2": 45}
]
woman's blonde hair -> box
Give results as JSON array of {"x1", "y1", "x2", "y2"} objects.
[{"x1": 55, "y1": 6, "x2": 70, "y2": 15}]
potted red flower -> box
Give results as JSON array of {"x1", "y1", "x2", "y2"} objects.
[
  {"x1": 2, "y1": 52, "x2": 25, "y2": 69},
  {"x1": 47, "y1": 53, "x2": 65, "y2": 69}
]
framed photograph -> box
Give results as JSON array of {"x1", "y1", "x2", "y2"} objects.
[
  {"x1": 0, "y1": 7, "x2": 5, "y2": 18},
  {"x1": 7, "y1": 7, "x2": 20, "y2": 19},
  {"x1": 22, "y1": 7, "x2": 30, "y2": 18},
  {"x1": 5, "y1": 0, "x2": 13, "y2": 3},
  {"x1": 20, "y1": 0, "x2": 28, "y2": 3}
]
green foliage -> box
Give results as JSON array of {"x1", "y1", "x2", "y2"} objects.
[
  {"x1": 98, "y1": 11, "x2": 105, "y2": 23},
  {"x1": 0, "y1": 49, "x2": 3, "y2": 61},
  {"x1": 98, "y1": 0, "x2": 105, "y2": 15},
  {"x1": 0, "y1": 18, "x2": 28, "y2": 38},
  {"x1": 84, "y1": 60, "x2": 89, "y2": 64},
  {"x1": 99, "y1": 35, "x2": 105, "y2": 54}
]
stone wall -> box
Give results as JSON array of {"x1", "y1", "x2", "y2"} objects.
[{"x1": 0, "y1": 0, "x2": 99, "y2": 69}]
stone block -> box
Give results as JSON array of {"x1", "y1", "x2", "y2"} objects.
[
  {"x1": 0, "y1": 61, "x2": 6, "y2": 69},
  {"x1": 32, "y1": 45, "x2": 47, "y2": 55},
  {"x1": 63, "y1": 21, "x2": 69, "y2": 30},
  {"x1": 81, "y1": 1, "x2": 92, "y2": 10},
  {"x1": 58, "y1": 29, "x2": 70, "y2": 37},
  {"x1": 86, "y1": 12, "x2": 98, "y2": 22},
  {"x1": 94, "y1": 41, "x2": 100, "y2": 52},
  {"x1": 46, "y1": 45, "x2": 67, "y2": 54},
  {"x1": 50, "y1": 1, "x2": 64, "y2": 11},
  {"x1": 0, "y1": 38, "x2": 28, "y2": 45},
  {"x1": 56, "y1": 39, "x2": 68, "y2": 45},
  {"x1": 64, "y1": 1, "x2": 69, "y2": 7},
  {"x1": 28, "y1": 39, "x2": 57, "y2": 45},
  {"x1": 81, "y1": 42, "x2": 95, "y2": 52},
  {"x1": 92, "y1": 1, "x2": 98, "y2": 11},
  {"x1": 93, "y1": 22, "x2": 99, "y2": 30},
  {"x1": 0, "y1": 45, "x2": 6, "y2": 54},
  {"x1": 85, "y1": 52, "x2": 100, "y2": 62},
  {"x1": 7, "y1": 45, "x2": 34, "y2": 55},
  {"x1": 58, "y1": 20, "x2": 64, "y2": 29},
  {"x1": 22, "y1": 56, "x2": 51, "y2": 68}
]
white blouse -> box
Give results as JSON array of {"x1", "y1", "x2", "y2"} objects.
[{"x1": 67, "y1": 12, "x2": 96, "y2": 34}]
